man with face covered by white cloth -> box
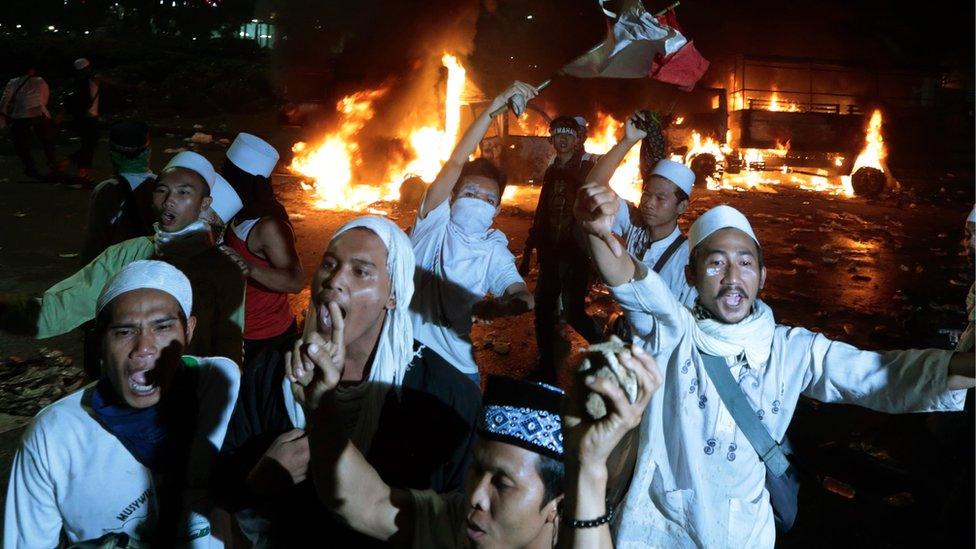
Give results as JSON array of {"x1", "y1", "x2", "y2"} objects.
[
  {"x1": 574, "y1": 181, "x2": 976, "y2": 548},
  {"x1": 409, "y1": 82, "x2": 537, "y2": 384}
]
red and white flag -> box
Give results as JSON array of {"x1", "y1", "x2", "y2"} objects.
[{"x1": 561, "y1": 0, "x2": 709, "y2": 91}]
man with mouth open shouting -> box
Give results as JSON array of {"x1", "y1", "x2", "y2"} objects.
[
  {"x1": 4, "y1": 260, "x2": 240, "y2": 547},
  {"x1": 0, "y1": 150, "x2": 246, "y2": 366},
  {"x1": 216, "y1": 216, "x2": 479, "y2": 547},
  {"x1": 409, "y1": 81, "x2": 537, "y2": 385},
  {"x1": 574, "y1": 184, "x2": 976, "y2": 548}
]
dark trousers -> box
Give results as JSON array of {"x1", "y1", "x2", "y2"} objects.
[
  {"x1": 243, "y1": 319, "x2": 299, "y2": 369},
  {"x1": 10, "y1": 116, "x2": 57, "y2": 177},
  {"x1": 534, "y1": 253, "x2": 602, "y2": 379},
  {"x1": 69, "y1": 116, "x2": 99, "y2": 169}
]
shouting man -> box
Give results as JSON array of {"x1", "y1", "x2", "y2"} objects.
[
  {"x1": 574, "y1": 185, "x2": 976, "y2": 548},
  {"x1": 4, "y1": 260, "x2": 239, "y2": 547}
]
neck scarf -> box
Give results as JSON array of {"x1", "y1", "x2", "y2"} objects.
[
  {"x1": 153, "y1": 219, "x2": 214, "y2": 258},
  {"x1": 311, "y1": 216, "x2": 417, "y2": 454},
  {"x1": 89, "y1": 378, "x2": 168, "y2": 471},
  {"x1": 692, "y1": 299, "x2": 776, "y2": 369},
  {"x1": 111, "y1": 149, "x2": 150, "y2": 176}
]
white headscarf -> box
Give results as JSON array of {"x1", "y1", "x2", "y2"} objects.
[{"x1": 314, "y1": 216, "x2": 416, "y2": 453}]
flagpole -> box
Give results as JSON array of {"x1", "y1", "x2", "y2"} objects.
[{"x1": 489, "y1": 1, "x2": 683, "y2": 118}]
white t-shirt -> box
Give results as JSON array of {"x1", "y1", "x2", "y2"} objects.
[
  {"x1": 611, "y1": 198, "x2": 697, "y2": 307},
  {"x1": 4, "y1": 356, "x2": 240, "y2": 548},
  {"x1": 409, "y1": 199, "x2": 524, "y2": 375}
]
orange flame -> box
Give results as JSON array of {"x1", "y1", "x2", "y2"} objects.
[
  {"x1": 851, "y1": 109, "x2": 885, "y2": 173},
  {"x1": 289, "y1": 53, "x2": 468, "y2": 211},
  {"x1": 585, "y1": 114, "x2": 642, "y2": 203}
]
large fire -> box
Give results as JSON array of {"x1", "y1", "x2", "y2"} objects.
[
  {"x1": 290, "y1": 53, "x2": 467, "y2": 211},
  {"x1": 586, "y1": 114, "x2": 642, "y2": 203},
  {"x1": 850, "y1": 109, "x2": 885, "y2": 173}
]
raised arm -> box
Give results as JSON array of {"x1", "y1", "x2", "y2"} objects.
[
  {"x1": 419, "y1": 81, "x2": 539, "y2": 218},
  {"x1": 585, "y1": 113, "x2": 647, "y2": 188},
  {"x1": 798, "y1": 329, "x2": 974, "y2": 413}
]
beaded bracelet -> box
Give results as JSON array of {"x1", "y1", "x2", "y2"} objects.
[{"x1": 568, "y1": 501, "x2": 616, "y2": 529}]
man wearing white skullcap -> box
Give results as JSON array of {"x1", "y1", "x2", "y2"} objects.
[
  {"x1": 216, "y1": 216, "x2": 479, "y2": 546},
  {"x1": 587, "y1": 111, "x2": 696, "y2": 309},
  {"x1": 574, "y1": 183, "x2": 976, "y2": 548},
  {"x1": 4, "y1": 260, "x2": 240, "y2": 547},
  {"x1": 219, "y1": 133, "x2": 305, "y2": 365},
  {"x1": 0, "y1": 150, "x2": 246, "y2": 366}
]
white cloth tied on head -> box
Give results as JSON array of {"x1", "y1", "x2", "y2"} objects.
[
  {"x1": 96, "y1": 260, "x2": 192, "y2": 317},
  {"x1": 164, "y1": 151, "x2": 217, "y2": 189},
  {"x1": 651, "y1": 159, "x2": 695, "y2": 197},
  {"x1": 688, "y1": 204, "x2": 759, "y2": 252},
  {"x1": 967, "y1": 206, "x2": 975, "y2": 224},
  {"x1": 209, "y1": 175, "x2": 243, "y2": 223},
  {"x1": 226, "y1": 132, "x2": 280, "y2": 178},
  {"x1": 323, "y1": 216, "x2": 416, "y2": 454}
]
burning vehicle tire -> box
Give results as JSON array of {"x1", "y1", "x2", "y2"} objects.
[{"x1": 850, "y1": 166, "x2": 886, "y2": 198}]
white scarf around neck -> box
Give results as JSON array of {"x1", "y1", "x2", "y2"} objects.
[{"x1": 693, "y1": 299, "x2": 776, "y2": 369}]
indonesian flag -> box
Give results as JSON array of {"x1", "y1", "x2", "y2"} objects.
[{"x1": 561, "y1": 0, "x2": 709, "y2": 91}]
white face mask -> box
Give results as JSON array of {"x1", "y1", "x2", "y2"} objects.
[{"x1": 450, "y1": 197, "x2": 496, "y2": 235}]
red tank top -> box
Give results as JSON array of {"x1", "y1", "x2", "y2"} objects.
[{"x1": 225, "y1": 219, "x2": 295, "y2": 340}]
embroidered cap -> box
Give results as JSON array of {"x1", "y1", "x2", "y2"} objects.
[{"x1": 477, "y1": 376, "x2": 565, "y2": 461}]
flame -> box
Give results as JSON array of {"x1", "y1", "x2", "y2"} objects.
[
  {"x1": 289, "y1": 88, "x2": 393, "y2": 210},
  {"x1": 585, "y1": 114, "x2": 642, "y2": 203},
  {"x1": 851, "y1": 109, "x2": 885, "y2": 173},
  {"x1": 289, "y1": 53, "x2": 468, "y2": 211},
  {"x1": 768, "y1": 92, "x2": 801, "y2": 112}
]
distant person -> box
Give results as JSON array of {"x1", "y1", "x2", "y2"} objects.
[
  {"x1": 521, "y1": 115, "x2": 603, "y2": 382},
  {"x1": 81, "y1": 121, "x2": 156, "y2": 265},
  {"x1": 3, "y1": 260, "x2": 240, "y2": 547},
  {"x1": 0, "y1": 59, "x2": 59, "y2": 181},
  {"x1": 218, "y1": 133, "x2": 304, "y2": 363},
  {"x1": 409, "y1": 81, "x2": 536, "y2": 385},
  {"x1": 65, "y1": 57, "x2": 100, "y2": 187}
]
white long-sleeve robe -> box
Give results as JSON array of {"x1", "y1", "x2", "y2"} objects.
[{"x1": 609, "y1": 266, "x2": 966, "y2": 548}]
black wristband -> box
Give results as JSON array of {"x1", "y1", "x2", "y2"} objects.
[{"x1": 568, "y1": 501, "x2": 615, "y2": 529}]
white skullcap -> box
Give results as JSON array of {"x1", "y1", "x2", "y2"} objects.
[
  {"x1": 688, "y1": 204, "x2": 759, "y2": 253},
  {"x1": 163, "y1": 151, "x2": 217, "y2": 189},
  {"x1": 73, "y1": 58, "x2": 90, "y2": 70},
  {"x1": 209, "y1": 174, "x2": 243, "y2": 223},
  {"x1": 96, "y1": 260, "x2": 192, "y2": 318},
  {"x1": 967, "y1": 206, "x2": 975, "y2": 224},
  {"x1": 226, "y1": 133, "x2": 279, "y2": 178},
  {"x1": 650, "y1": 159, "x2": 695, "y2": 197}
]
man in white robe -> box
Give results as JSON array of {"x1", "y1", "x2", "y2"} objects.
[{"x1": 574, "y1": 183, "x2": 975, "y2": 548}]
